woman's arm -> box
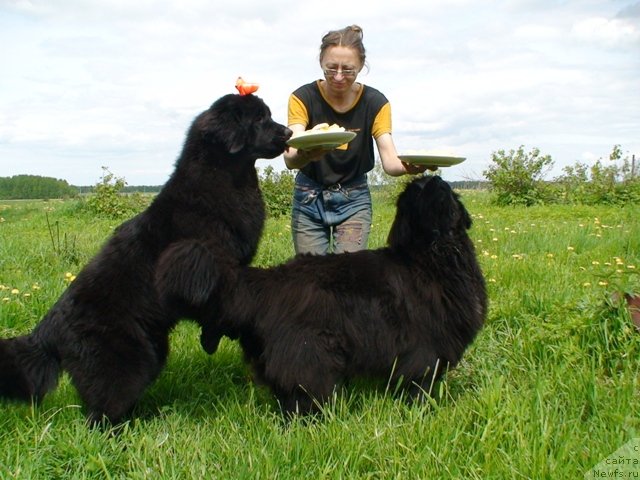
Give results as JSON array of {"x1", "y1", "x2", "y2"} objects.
[{"x1": 375, "y1": 133, "x2": 427, "y2": 176}]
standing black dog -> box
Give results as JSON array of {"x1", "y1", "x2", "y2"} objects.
[
  {"x1": 0, "y1": 93, "x2": 291, "y2": 424},
  {"x1": 191, "y1": 175, "x2": 487, "y2": 416}
]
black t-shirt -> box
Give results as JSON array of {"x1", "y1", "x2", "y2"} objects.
[{"x1": 288, "y1": 81, "x2": 391, "y2": 186}]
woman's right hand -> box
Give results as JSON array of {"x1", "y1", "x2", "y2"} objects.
[
  {"x1": 285, "y1": 144, "x2": 331, "y2": 170},
  {"x1": 297, "y1": 147, "x2": 329, "y2": 163}
]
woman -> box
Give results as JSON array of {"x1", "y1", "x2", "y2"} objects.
[{"x1": 284, "y1": 24, "x2": 426, "y2": 255}]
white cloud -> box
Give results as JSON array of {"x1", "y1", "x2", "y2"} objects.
[
  {"x1": 571, "y1": 16, "x2": 640, "y2": 46},
  {"x1": 0, "y1": 0, "x2": 638, "y2": 185}
]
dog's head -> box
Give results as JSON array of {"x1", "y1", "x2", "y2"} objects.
[
  {"x1": 387, "y1": 175, "x2": 472, "y2": 249},
  {"x1": 191, "y1": 93, "x2": 292, "y2": 159}
]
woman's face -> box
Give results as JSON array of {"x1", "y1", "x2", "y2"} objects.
[{"x1": 320, "y1": 45, "x2": 362, "y2": 94}]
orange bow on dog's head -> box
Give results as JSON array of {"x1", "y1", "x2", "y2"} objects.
[{"x1": 235, "y1": 77, "x2": 259, "y2": 95}]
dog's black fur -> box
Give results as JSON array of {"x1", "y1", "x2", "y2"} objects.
[
  {"x1": 0, "y1": 93, "x2": 291, "y2": 424},
  {"x1": 193, "y1": 175, "x2": 488, "y2": 416}
]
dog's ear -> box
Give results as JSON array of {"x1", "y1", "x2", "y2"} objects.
[
  {"x1": 200, "y1": 110, "x2": 247, "y2": 154},
  {"x1": 199, "y1": 95, "x2": 249, "y2": 154},
  {"x1": 420, "y1": 177, "x2": 472, "y2": 234},
  {"x1": 419, "y1": 177, "x2": 454, "y2": 232},
  {"x1": 387, "y1": 179, "x2": 423, "y2": 248},
  {"x1": 458, "y1": 194, "x2": 472, "y2": 230}
]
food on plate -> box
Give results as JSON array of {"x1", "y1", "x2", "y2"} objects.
[
  {"x1": 291, "y1": 123, "x2": 346, "y2": 138},
  {"x1": 311, "y1": 123, "x2": 345, "y2": 132}
]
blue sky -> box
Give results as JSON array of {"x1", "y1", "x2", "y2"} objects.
[{"x1": 0, "y1": 0, "x2": 638, "y2": 185}]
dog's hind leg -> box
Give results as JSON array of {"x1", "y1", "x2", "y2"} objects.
[
  {"x1": 275, "y1": 385, "x2": 318, "y2": 418},
  {"x1": 265, "y1": 336, "x2": 342, "y2": 417},
  {"x1": 63, "y1": 333, "x2": 169, "y2": 425},
  {"x1": 276, "y1": 380, "x2": 337, "y2": 418},
  {"x1": 0, "y1": 335, "x2": 60, "y2": 402},
  {"x1": 394, "y1": 351, "x2": 446, "y2": 402}
]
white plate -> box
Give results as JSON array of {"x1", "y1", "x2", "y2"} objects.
[
  {"x1": 287, "y1": 131, "x2": 356, "y2": 150},
  {"x1": 398, "y1": 155, "x2": 466, "y2": 167}
]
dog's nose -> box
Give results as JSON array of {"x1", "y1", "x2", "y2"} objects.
[{"x1": 284, "y1": 127, "x2": 293, "y2": 140}]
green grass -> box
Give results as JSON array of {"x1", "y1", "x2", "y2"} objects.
[{"x1": 1, "y1": 190, "x2": 639, "y2": 479}]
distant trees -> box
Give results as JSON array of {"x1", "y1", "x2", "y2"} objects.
[{"x1": 0, "y1": 175, "x2": 78, "y2": 200}]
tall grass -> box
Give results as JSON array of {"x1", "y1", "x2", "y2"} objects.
[{"x1": 0, "y1": 188, "x2": 638, "y2": 479}]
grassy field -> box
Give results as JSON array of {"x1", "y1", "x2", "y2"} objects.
[{"x1": 0, "y1": 187, "x2": 639, "y2": 479}]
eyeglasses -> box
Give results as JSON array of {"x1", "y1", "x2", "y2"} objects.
[{"x1": 323, "y1": 68, "x2": 357, "y2": 78}]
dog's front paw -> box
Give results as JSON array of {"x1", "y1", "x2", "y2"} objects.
[
  {"x1": 155, "y1": 241, "x2": 219, "y2": 311},
  {"x1": 200, "y1": 330, "x2": 223, "y2": 355}
]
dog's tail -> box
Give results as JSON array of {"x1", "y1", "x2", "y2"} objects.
[{"x1": 0, "y1": 332, "x2": 60, "y2": 403}]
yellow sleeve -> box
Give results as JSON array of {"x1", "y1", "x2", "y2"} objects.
[
  {"x1": 372, "y1": 102, "x2": 392, "y2": 139},
  {"x1": 288, "y1": 94, "x2": 309, "y2": 128}
]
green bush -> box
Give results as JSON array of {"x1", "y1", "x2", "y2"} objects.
[
  {"x1": 557, "y1": 145, "x2": 640, "y2": 205},
  {"x1": 483, "y1": 144, "x2": 639, "y2": 207},
  {"x1": 83, "y1": 167, "x2": 147, "y2": 219},
  {"x1": 259, "y1": 166, "x2": 295, "y2": 218},
  {"x1": 483, "y1": 146, "x2": 554, "y2": 206}
]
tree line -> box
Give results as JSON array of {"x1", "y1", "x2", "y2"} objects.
[
  {"x1": 0, "y1": 175, "x2": 77, "y2": 200},
  {"x1": 0, "y1": 175, "x2": 163, "y2": 200}
]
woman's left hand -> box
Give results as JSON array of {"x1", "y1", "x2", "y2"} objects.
[{"x1": 402, "y1": 161, "x2": 434, "y2": 175}]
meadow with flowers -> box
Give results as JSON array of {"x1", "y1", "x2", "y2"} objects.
[{"x1": 0, "y1": 187, "x2": 638, "y2": 479}]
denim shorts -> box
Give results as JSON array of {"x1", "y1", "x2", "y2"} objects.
[{"x1": 291, "y1": 172, "x2": 372, "y2": 255}]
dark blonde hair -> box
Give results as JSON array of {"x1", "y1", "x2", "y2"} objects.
[{"x1": 319, "y1": 25, "x2": 366, "y2": 67}]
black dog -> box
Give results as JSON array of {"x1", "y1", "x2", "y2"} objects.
[
  {"x1": 0, "y1": 93, "x2": 292, "y2": 424},
  {"x1": 194, "y1": 175, "x2": 487, "y2": 416}
]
